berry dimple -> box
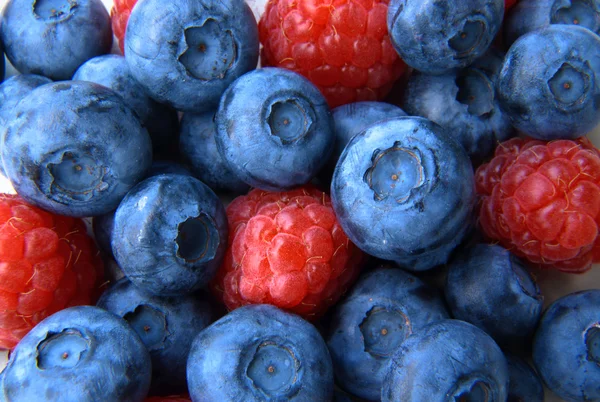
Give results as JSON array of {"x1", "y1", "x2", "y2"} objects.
[
  {"x1": 211, "y1": 187, "x2": 363, "y2": 318},
  {"x1": 259, "y1": 0, "x2": 407, "y2": 107},
  {"x1": 476, "y1": 137, "x2": 600, "y2": 273},
  {"x1": 0, "y1": 195, "x2": 104, "y2": 350}
]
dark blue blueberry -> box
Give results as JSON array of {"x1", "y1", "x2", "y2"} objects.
[
  {"x1": 497, "y1": 25, "x2": 600, "y2": 140},
  {"x1": 445, "y1": 244, "x2": 544, "y2": 348},
  {"x1": 327, "y1": 267, "x2": 449, "y2": 400},
  {"x1": 97, "y1": 278, "x2": 214, "y2": 396},
  {"x1": 0, "y1": 306, "x2": 151, "y2": 401},
  {"x1": 505, "y1": 0, "x2": 600, "y2": 47},
  {"x1": 187, "y1": 304, "x2": 333, "y2": 401},
  {"x1": 381, "y1": 319, "x2": 509, "y2": 402},
  {"x1": 112, "y1": 174, "x2": 228, "y2": 296},
  {"x1": 73, "y1": 54, "x2": 180, "y2": 159},
  {"x1": 533, "y1": 289, "x2": 600, "y2": 401},
  {"x1": 1, "y1": 80, "x2": 152, "y2": 217},
  {"x1": 387, "y1": 0, "x2": 504, "y2": 74},
  {"x1": 331, "y1": 116, "x2": 475, "y2": 271},
  {"x1": 216, "y1": 67, "x2": 334, "y2": 191},
  {"x1": 402, "y1": 49, "x2": 514, "y2": 163},
  {"x1": 180, "y1": 111, "x2": 250, "y2": 194},
  {"x1": 0, "y1": 0, "x2": 112, "y2": 80},
  {"x1": 506, "y1": 355, "x2": 544, "y2": 402},
  {"x1": 125, "y1": 0, "x2": 259, "y2": 112}
]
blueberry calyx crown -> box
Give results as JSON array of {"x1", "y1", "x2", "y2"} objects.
[
  {"x1": 363, "y1": 142, "x2": 425, "y2": 203},
  {"x1": 551, "y1": 0, "x2": 600, "y2": 34},
  {"x1": 455, "y1": 68, "x2": 495, "y2": 117},
  {"x1": 123, "y1": 304, "x2": 168, "y2": 352},
  {"x1": 450, "y1": 378, "x2": 492, "y2": 402},
  {"x1": 246, "y1": 340, "x2": 301, "y2": 398},
  {"x1": 585, "y1": 324, "x2": 600, "y2": 366},
  {"x1": 33, "y1": 0, "x2": 78, "y2": 22},
  {"x1": 179, "y1": 19, "x2": 238, "y2": 81},
  {"x1": 448, "y1": 16, "x2": 487, "y2": 60},
  {"x1": 175, "y1": 213, "x2": 220, "y2": 264},
  {"x1": 36, "y1": 328, "x2": 90, "y2": 369},
  {"x1": 359, "y1": 306, "x2": 412, "y2": 358},
  {"x1": 547, "y1": 60, "x2": 593, "y2": 111},
  {"x1": 267, "y1": 97, "x2": 315, "y2": 145}
]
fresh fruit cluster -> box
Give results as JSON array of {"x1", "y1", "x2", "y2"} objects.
[{"x1": 0, "y1": 0, "x2": 599, "y2": 401}]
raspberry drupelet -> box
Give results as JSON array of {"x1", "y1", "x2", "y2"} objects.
[
  {"x1": 259, "y1": 0, "x2": 407, "y2": 108},
  {"x1": 0, "y1": 195, "x2": 105, "y2": 350},
  {"x1": 212, "y1": 186, "x2": 364, "y2": 319},
  {"x1": 111, "y1": 0, "x2": 138, "y2": 54},
  {"x1": 476, "y1": 137, "x2": 600, "y2": 273}
]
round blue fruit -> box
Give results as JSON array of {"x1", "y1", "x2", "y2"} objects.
[
  {"x1": 112, "y1": 174, "x2": 228, "y2": 296},
  {"x1": 97, "y1": 278, "x2": 214, "y2": 396},
  {"x1": 331, "y1": 116, "x2": 475, "y2": 271},
  {"x1": 445, "y1": 244, "x2": 544, "y2": 348},
  {"x1": 1, "y1": 80, "x2": 152, "y2": 217},
  {"x1": 506, "y1": 355, "x2": 544, "y2": 402},
  {"x1": 533, "y1": 289, "x2": 600, "y2": 401},
  {"x1": 497, "y1": 24, "x2": 600, "y2": 140},
  {"x1": 0, "y1": 74, "x2": 52, "y2": 123},
  {"x1": 0, "y1": 306, "x2": 151, "y2": 401},
  {"x1": 125, "y1": 0, "x2": 259, "y2": 112},
  {"x1": 381, "y1": 319, "x2": 509, "y2": 402},
  {"x1": 387, "y1": 0, "x2": 504, "y2": 74},
  {"x1": 216, "y1": 67, "x2": 334, "y2": 191},
  {"x1": 1, "y1": 0, "x2": 112, "y2": 80},
  {"x1": 327, "y1": 267, "x2": 449, "y2": 400},
  {"x1": 187, "y1": 304, "x2": 334, "y2": 401}
]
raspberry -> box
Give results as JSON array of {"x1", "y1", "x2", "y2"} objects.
[
  {"x1": 258, "y1": 0, "x2": 407, "y2": 108},
  {"x1": 476, "y1": 137, "x2": 600, "y2": 273},
  {"x1": 0, "y1": 195, "x2": 105, "y2": 350},
  {"x1": 505, "y1": 0, "x2": 517, "y2": 11},
  {"x1": 211, "y1": 186, "x2": 364, "y2": 318},
  {"x1": 111, "y1": 0, "x2": 138, "y2": 54}
]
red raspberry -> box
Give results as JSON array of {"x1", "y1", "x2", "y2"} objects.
[
  {"x1": 0, "y1": 195, "x2": 105, "y2": 350},
  {"x1": 505, "y1": 0, "x2": 518, "y2": 12},
  {"x1": 145, "y1": 397, "x2": 190, "y2": 402},
  {"x1": 258, "y1": 0, "x2": 407, "y2": 108},
  {"x1": 111, "y1": 0, "x2": 138, "y2": 54},
  {"x1": 211, "y1": 187, "x2": 364, "y2": 319},
  {"x1": 476, "y1": 137, "x2": 600, "y2": 273}
]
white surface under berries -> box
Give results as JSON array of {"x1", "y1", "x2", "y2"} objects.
[{"x1": 0, "y1": 1, "x2": 598, "y2": 401}]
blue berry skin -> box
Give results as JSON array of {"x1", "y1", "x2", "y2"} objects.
[
  {"x1": 387, "y1": 0, "x2": 504, "y2": 74},
  {"x1": 1, "y1": 80, "x2": 152, "y2": 217},
  {"x1": 0, "y1": 306, "x2": 151, "y2": 402},
  {"x1": 0, "y1": 74, "x2": 52, "y2": 121},
  {"x1": 125, "y1": 0, "x2": 259, "y2": 113},
  {"x1": 506, "y1": 355, "x2": 544, "y2": 402},
  {"x1": 0, "y1": 0, "x2": 112, "y2": 81},
  {"x1": 327, "y1": 267, "x2": 449, "y2": 400},
  {"x1": 331, "y1": 116, "x2": 475, "y2": 271},
  {"x1": 445, "y1": 244, "x2": 543, "y2": 348},
  {"x1": 180, "y1": 111, "x2": 250, "y2": 194},
  {"x1": 533, "y1": 290, "x2": 600, "y2": 402},
  {"x1": 381, "y1": 319, "x2": 509, "y2": 402},
  {"x1": 112, "y1": 174, "x2": 228, "y2": 296},
  {"x1": 187, "y1": 304, "x2": 334, "y2": 401},
  {"x1": 216, "y1": 67, "x2": 334, "y2": 191},
  {"x1": 402, "y1": 49, "x2": 514, "y2": 163},
  {"x1": 497, "y1": 25, "x2": 600, "y2": 140},
  {"x1": 505, "y1": 0, "x2": 600, "y2": 47},
  {"x1": 97, "y1": 278, "x2": 214, "y2": 396}
]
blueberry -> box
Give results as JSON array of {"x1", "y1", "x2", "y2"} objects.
[
  {"x1": 533, "y1": 289, "x2": 600, "y2": 401},
  {"x1": 381, "y1": 319, "x2": 509, "y2": 402},
  {"x1": 0, "y1": 306, "x2": 151, "y2": 401},
  {"x1": 73, "y1": 54, "x2": 180, "y2": 158},
  {"x1": 328, "y1": 101, "x2": 406, "y2": 175},
  {"x1": 180, "y1": 111, "x2": 250, "y2": 194},
  {"x1": 505, "y1": 0, "x2": 600, "y2": 47},
  {"x1": 497, "y1": 25, "x2": 600, "y2": 140},
  {"x1": 331, "y1": 116, "x2": 475, "y2": 271},
  {"x1": 402, "y1": 49, "x2": 514, "y2": 163},
  {"x1": 216, "y1": 67, "x2": 334, "y2": 191},
  {"x1": 387, "y1": 0, "x2": 504, "y2": 74},
  {"x1": 125, "y1": 0, "x2": 259, "y2": 112},
  {"x1": 97, "y1": 278, "x2": 214, "y2": 396},
  {"x1": 112, "y1": 173, "x2": 228, "y2": 296},
  {"x1": 1, "y1": 80, "x2": 152, "y2": 217},
  {"x1": 187, "y1": 304, "x2": 334, "y2": 401},
  {"x1": 327, "y1": 267, "x2": 449, "y2": 400},
  {"x1": 506, "y1": 355, "x2": 544, "y2": 402},
  {"x1": 445, "y1": 244, "x2": 544, "y2": 348},
  {"x1": 1, "y1": 0, "x2": 112, "y2": 80}
]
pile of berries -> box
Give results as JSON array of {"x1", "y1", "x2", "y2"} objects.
[{"x1": 0, "y1": 0, "x2": 599, "y2": 400}]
